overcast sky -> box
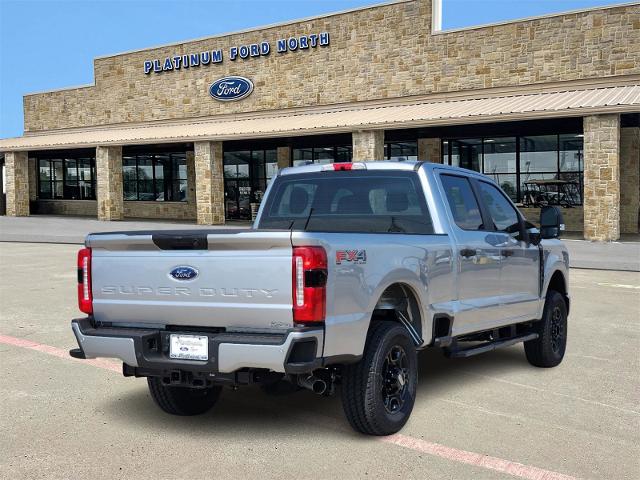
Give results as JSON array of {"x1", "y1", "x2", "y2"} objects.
[{"x1": 0, "y1": 0, "x2": 623, "y2": 138}]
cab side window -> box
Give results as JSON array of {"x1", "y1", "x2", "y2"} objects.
[
  {"x1": 440, "y1": 174, "x2": 484, "y2": 230},
  {"x1": 477, "y1": 181, "x2": 520, "y2": 233}
]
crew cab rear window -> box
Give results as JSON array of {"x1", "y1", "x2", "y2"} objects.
[
  {"x1": 440, "y1": 174, "x2": 484, "y2": 231},
  {"x1": 258, "y1": 171, "x2": 434, "y2": 234}
]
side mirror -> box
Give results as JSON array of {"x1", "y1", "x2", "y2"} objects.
[{"x1": 540, "y1": 206, "x2": 564, "y2": 239}]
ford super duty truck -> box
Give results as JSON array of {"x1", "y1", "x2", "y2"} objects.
[{"x1": 70, "y1": 161, "x2": 569, "y2": 435}]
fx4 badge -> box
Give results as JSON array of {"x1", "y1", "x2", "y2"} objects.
[{"x1": 336, "y1": 250, "x2": 367, "y2": 265}]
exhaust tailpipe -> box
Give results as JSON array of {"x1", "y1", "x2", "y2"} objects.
[{"x1": 297, "y1": 374, "x2": 327, "y2": 395}]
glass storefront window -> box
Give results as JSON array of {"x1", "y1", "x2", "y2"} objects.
[
  {"x1": 36, "y1": 152, "x2": 96, "y2": 200},
  {"x1": 314, "y1": 147, "x2": 334, "y2": 164},
  {"x1": 493, "y1": 174, "x2": 518, "y2": 202},
  {"x1": 335, "y1": 146, "x2": 352, "y2": 162},
  {"x1": 292, "y1": 148, "x2": 313, "y2": 166},
  {"x1": 483, "y1": 137, "x2": 517, "y2": 201},
  {"x1": 559, "y1": 134, "x2": 583, "y2": 172},
  {"x1": 122, "y1": 151, "x2": 187, "y2": 202},
  {"x1": 441, "y1": 133, "x2": 584, "y2": 206},
  {"x1": 385, "y1": 141, "x2": 417, "y2": 161},
  {"x1": 265, "y1": 150, "x2": 278, "y2": 179},
  {"x1": 520, "y1": 135, "x2": 558, "y2": 173},
  {"x1": 449, "y1": 138, "x2": 481, "y2": 171},
  {"x1": 224, "y1": 148, "x2": 278, "y2": 220},
  {"x1": 292, "y1": 145, "x2": 352, "y2": 166},
  {"x1": 483, "y1": 137, "x2": 516, "y2": 174},
  {"x1": 558, "y1": 134, "x2": 584, "y2": 205}
]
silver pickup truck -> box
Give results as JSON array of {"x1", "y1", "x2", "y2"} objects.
[{"x1": 70, "y1": 161, "x2": 569, "y2": 435}]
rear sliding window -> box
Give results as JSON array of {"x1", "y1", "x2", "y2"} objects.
[{"x1": 258, "y1": 171, "x2": 434, "y2": 234}]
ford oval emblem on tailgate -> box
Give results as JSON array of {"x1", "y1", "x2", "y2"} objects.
[
  {"x1": 169, "y1": 266, "x2": 199, "y2": 281},
  {"x1": 209, "y1": 76, "x2": 253, "y2": 102}
]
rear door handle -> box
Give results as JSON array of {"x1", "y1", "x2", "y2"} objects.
[
  {"x1": 501, "y1": 249, "x2": 515, "y2": 257},
  {"x1": 460, "y1": 248, "x2": 477, "y2": 258}
]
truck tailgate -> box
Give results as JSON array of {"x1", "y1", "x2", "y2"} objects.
[{"x1": 87, "y1": 230, "x2": 294, "y2": 331}]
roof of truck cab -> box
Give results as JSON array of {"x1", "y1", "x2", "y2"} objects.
[{"x1": 277, "y1": 160, "x2": 490, "y2": 179}]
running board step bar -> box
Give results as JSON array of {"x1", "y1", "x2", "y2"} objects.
[{"x1": 445, "y1": 333, "x2": 538, "y2": 358}]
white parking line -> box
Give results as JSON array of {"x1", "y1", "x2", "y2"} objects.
[
  {"x1": 596, "y1": 282, "x2": 640, "y2": 289},
  {"x1": 454, "y1": 369, "x2": 640, "y2": 416},
  {"x1": 0, "y1": 332, "x2": 581, "y2": 480}
]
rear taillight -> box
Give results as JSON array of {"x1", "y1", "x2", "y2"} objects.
[
  {"x1": 77, "y1": 247, "x2": 93, "y2": 314},
  {"x1": 292, "y1": 246, "x2": 327, "y2": 324}
]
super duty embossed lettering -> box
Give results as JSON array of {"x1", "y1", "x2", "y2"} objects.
[{"x1": 101, "y1": 286, "x2": 278, "y2": 298}]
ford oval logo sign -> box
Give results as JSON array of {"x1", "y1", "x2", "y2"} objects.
[
  {"x1": 169, "y1": 266, "x2": 199, "y2": 281},
  {"x1": 209, "y1": 76, "x2": 253, "y2": 102}
]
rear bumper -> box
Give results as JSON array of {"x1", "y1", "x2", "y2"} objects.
[{"x1": 70, "y1": 318, "x2": 324, "y2": 374}]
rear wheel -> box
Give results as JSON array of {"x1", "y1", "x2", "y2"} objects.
[
  {"x1": 524, "y1": 290, "x2": 568, "y2": 368},
  {"x1": 341, "y1": 321, "x2": 418, "y2": 436},
  {"x1": 147, "y1": 377, "x2": 222, "y2": 416}
]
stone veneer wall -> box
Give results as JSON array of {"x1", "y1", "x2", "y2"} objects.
[
  {"x1": 124, "y1": 201, "x2": 195, "y2": 220},
  {"x1": 353, "y1": 130, "x2": 385, "y2": 161},
  {"x1": 277, "y1": 146, "x2": 291, "y2": 170},
  {"x1": 418, "y1": 138, "x2": 442, "y2": 162},
  {"x1": 96, "y1": 146, "x2": 124, "y2": 221},
  {"x1": 23, "y1": 1, "x2": 640, "y2": 132},
  {"x1": 620, "y1": 126, "x2": 640, "y2": 234},
  {"x1": 519, "y1": 207, "x2": 584, "y2": 232},
  {"x1": 194, "y1": 141, "x2": 225, "y2": 224},
  {"x1": 35, "y1": 200, "x2": 97, "y2": 216},
  {"x1": 5, "y1": 151, "x2": 30, "y2": 216},
  {"x1": 583, "y1": 114, "x2": 620, "y2": 241}
]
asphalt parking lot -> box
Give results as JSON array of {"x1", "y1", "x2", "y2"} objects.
[{"x1": 1, "y1": 242, "x2": 639, "y2": 480}]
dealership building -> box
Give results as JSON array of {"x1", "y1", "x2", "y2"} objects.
[{"x1": 0, "y1": 0, "x2": 638, "y2": 240}]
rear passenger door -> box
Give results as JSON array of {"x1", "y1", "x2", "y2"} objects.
[
  {"x1": 474, "y1": 180, "x2": 540, "y2": 322},
  {"x1": 438, "y1": 174, "x2": 504, "y2": 335}
]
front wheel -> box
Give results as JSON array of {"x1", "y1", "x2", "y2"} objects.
[
  {"x1": 147, "y1": 377, "x2": 222, "y2": 416},
  {"x1": 341, "y1": 321, "x2": 418, "y2": 436},
  {"x1": 524, "y1": 290, "x2": 568, "y2": 368}
]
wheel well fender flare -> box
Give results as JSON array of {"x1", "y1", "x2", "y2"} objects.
[
  {"x1": 367, "y1": 273, "x2": 429, "y2": 345},
  {"x1": 544, "y1": 268, "x2": 569, "y2": 314}
]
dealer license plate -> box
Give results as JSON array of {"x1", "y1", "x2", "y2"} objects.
[{"x1": 169, "y1": 334, "x2": 208, "y2": 361}]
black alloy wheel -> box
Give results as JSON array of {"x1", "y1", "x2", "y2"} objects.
[
  {"x1": 382, "y1": 345, "x2": 410, "y2": 414},
  {"x1": 341, "y1": 321, "x2": 418, "y2": 435},
  {"x1": 524, "y1": 289, "x2": 568, "y2": 368}
]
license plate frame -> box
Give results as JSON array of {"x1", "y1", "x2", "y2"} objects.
[{"x1": 169, "y1": 334, "x2": 209, "y2": 361}]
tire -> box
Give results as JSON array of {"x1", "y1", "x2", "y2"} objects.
[
  {"x1": 341, "y1": 321, "x2": 418, "y2": 436},
  {"x1": 524, "y1": 290, "x2": 568, "y2": 368},
  {"x1": 147, "y1": 377, "x2": 222, "y2": 416}
]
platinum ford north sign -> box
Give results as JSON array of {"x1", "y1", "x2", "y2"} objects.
[{"x1": 143, "y1": 32, "x2": 330, "y2": 74}]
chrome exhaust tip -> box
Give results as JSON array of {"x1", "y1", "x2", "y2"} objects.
[{"x1": 297, "y1": 374, "x2": 327, "y2": 395}]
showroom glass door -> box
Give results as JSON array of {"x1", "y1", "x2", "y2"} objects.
[{"x1": 223, "y1": 149, "x2": 277, "y2": 220}]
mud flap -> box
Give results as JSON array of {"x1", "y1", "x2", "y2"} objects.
[{"x1": 397, "y1": 310, "x2": 423, "y2": 346}]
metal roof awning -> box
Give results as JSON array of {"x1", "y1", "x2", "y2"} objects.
[{"x1": 1, "y1": 84, "x2": 639, "y2": 151}]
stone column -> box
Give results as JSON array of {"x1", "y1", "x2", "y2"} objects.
[
  {"x1": 583, "y1": 114, "x2": 620, "y2": 241},
  {"x1": 96, "y1": 146, "x2": 124, "y2": 221},
  {"x1": 5, "y1": 151, "x2": 30, "y2": 216},
  {"x1": 352, "y1": 130, "x2": 384, "y2": 161},
  {"x1": 194, "y1": 141, "x2": 225, "y2": 225},
  {"x1": 277, "y1": 146, "x2": 291, "y2": 170},
  {"x1": 620, "y1": 127, "x2": 639, "y2": 234},
  {"x1": 418, "y1": 138, "x2": 442, "y2": 162}
]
